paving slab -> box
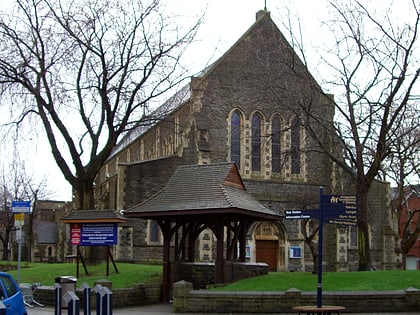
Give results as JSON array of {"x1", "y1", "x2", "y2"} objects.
[{"x1": 27, "y1": 303, "x2": 420, "y2": 315}]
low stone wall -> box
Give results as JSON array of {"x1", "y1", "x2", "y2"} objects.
[
  {"x1": 173, "y1": 281, "x2": 420, "y2": 313},
  {"x1": 33, "y1": 282, "x2": 161, "y2": 307},
  {"x1": 32, "y1": 279, "x2": 420, "y2": 313}
]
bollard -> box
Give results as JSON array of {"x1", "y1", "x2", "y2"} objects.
[
  {"x1": 0, "y1": 300, "x2": 6, "y2": 315},
  {"x1": 94, "y1": 285, "x2": 102, "y2": 315},
  {"x1": 54, "y1": 283, "x2": 62, "y2": 315},
  {"x1": 80, "y1": 283, "x2": 91, "y2": 315},
  {"x1": 63, "y1": 291, "x2": 80, "y2": 315},
  {"x1": 94, "y1": 285, "x2": 113, "y2": 315},
  {"x1": 99, "y1": 286, "x2": 113, "y2": 315}
]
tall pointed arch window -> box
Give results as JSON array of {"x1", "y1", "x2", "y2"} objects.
[
  {"x1": 231, "y1": 111, "x2": 242, "y2": 169},
  {"x1": 272, "y1": 116, "x2": 281, "y2": 173},
  {"x1": 291, "y1": 117, "x2": 301, "y2": 174},
  {"x1": 251, "y1": 113, "x2": 262, "y2": 172}
]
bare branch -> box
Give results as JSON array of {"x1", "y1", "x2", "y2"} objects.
[{"x1": 0, "y1": 0, "x2": 202, "y2": 209}]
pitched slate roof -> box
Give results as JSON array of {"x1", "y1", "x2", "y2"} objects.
[
  {"x1": 109, "y1": 84, "x2": 191, "y2": 159},
  {"x1": 124, "y1": 163, "x2": 281, "y2": 221},
  {"x1": 61, "y1": 209, "x2": 126, "y2": 223}
]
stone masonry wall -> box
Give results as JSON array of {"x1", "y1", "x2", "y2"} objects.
[
  {"x1": 173, "y1": 281, "x2": 420, "y2": 313},
  {"x1": 33, "y1": 282, "x2": 162, "y2": 308},
  {"x1": 171, "y1": 262, "x2": 269, "y2": 289}
]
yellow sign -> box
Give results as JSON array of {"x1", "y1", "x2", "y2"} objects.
[{"x1": 14, "y1": 213, "x2": 25, "y2": 221}]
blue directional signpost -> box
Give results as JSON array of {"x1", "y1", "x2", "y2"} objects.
[{"x1": 285, "y1": 187, "x2": 358, "y2": 308}]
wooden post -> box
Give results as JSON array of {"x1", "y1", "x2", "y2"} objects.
[
  {"x1": 76, "y1": 246, "x2": 79, "y2": 279},
  {"x1": 158, "y1": 220, "x2": 172, "y2": 303},
  {"x1": 214, "y1": 224, "x2": 224, "y2": 284},
  {"x1": 238, "y1": 222, "x2": 247, "y2": 262},
  {"x1": 108, "y1": 247, "x2": 119, "y2": 274},
  {"x1": 77, "y1": 246, "x2": 89, "y2": 276},
  {"x1": 106, "y1": 246, "x2": 110, "y2": 277}
]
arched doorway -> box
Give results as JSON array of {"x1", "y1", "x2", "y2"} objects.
[{"x1": 255, "y1": 222, "x2": 285, "y2": 271}]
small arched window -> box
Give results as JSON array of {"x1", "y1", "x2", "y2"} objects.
[
  {"x1": 149, "y1": 220, "x2": 160, "y2": 243},
  {"x1": 251, "y1": 113, "x2": 262, "y2": 172},
  {"x1": 272, "y1": 116, "x2": 281, "y2": 173},
  {"x1": 291, "y1": 117, "x2": 301, "y2": 174},
  {"x1": 231, "y1": 111, "x2": 242, "y2": 169}
]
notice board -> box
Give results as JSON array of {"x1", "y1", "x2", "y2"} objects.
[{"x1": 70, "y1": 223, "x2": 117, "y2": 246}]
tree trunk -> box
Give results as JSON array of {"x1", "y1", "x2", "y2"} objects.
[
  {"x1": 27, "y1": 212, "x2": 34, "y2": 262},
  {"x1": 401, "y1": 253, "x2": 407, "y2": 270},
  {"x1": 1, "y1": 231, "x2": 10, "y2": 261},
  {"x1": 309, "y1": 241, "x2": 318, "y2": 274},
  {"x1": 77, "y1": 179, "x2": 95, "y2": 210},
  {"x1": 75, "y1": 177, "x2": 97, "y2": 263},
  {"x1": 357, "y1": 186, "x2": 373, "y2": 270}
]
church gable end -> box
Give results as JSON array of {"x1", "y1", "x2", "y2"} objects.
[{"x1": 91, "y1": 9, "x2": 395, "y2": 275}]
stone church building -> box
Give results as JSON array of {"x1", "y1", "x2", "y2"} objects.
[{"x1": 93, "y1": 10, "x2": 398, "y2": 273}]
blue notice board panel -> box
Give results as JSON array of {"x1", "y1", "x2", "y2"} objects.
[
  {"x1": 289, "y1": 246, "x2": 302, "y2": 258},
  {"x1": 71, "y1": 223, "x2": 117, "y2": 246}
]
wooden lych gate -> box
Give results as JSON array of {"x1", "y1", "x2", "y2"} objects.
[{"x1": 123, "y1": 163, "x2": 282, "y2": 302}]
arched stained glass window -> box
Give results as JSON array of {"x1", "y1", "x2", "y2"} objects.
[
  {"x1": 272, "y1": 116, "x2": 281, "y2": 173},
  {"x1": 291, "y1": 117, "x2": 301, "y2": 174},
  {"x1": 251, "y1": 113, "x2": 262, "y2": 172},
  {"x1": 231, "y1": 111, "x2": 241, "y2": 169}
]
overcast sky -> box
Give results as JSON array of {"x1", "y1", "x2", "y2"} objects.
[
  {"x1": 171, "y1": 0, "x2": 329, "y2": 75},
  {"x1": 3, "y1": 0, "x2": 417, "y2": 201},
  {"x1": 10, "y1": 0, "x2": 331, "y2": 201}
]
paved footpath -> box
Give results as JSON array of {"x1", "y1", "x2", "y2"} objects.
[{"x1": 27, "y1": 303, "x2": 420, "y2": 315}]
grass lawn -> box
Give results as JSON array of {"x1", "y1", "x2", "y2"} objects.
[
  {"x1": 212, "y1": 270, "x2": 420, "y2": 292},
  {"x1": 2, "y1": 261, "x2": 419, "y2": 291},
  {"x1": 2, "y1": 261, "x2": 162, "y2": 289}
]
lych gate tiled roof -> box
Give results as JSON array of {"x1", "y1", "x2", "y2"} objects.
[
  {"x1": 61, "y1": 209, "x2": 126, "y2": 223},
  {"x1": 124, "y1": 163, "x2": 281, "y2": 221}
]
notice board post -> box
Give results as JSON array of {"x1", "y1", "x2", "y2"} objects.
[{"x1": 61, "y1": 210, "x2": 126, "y2": 278}]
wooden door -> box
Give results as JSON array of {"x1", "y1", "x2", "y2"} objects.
[{"x1": 256, "y1": 240, "x2": 278, "y2": 271}]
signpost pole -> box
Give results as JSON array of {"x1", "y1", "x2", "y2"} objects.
[
  {"x1": 285, "y1": 190, "x2": 357, "y2": 310},
  {"x1": 11, "y1": 201, "x2": 31, "y2": 285},
  {"x1": 17, "y1": 226, "x2": 22, "y2": 285},
  {"x1": 317, "y1": 187, "x2": 324, "y2": 308}
]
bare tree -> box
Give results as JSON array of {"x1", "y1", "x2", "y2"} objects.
[
  {"x1": 301, "y1": 1, "x2": 420, "y2": 270},
  {"x1": 0, "y1": 175, "x2": 14, "y2": 261},
  {"x1": 0, "y1": 0, "x2": 201, "y2": 210},
  {"x1": 275, "y1": 1, "x2": 419, "y2": 270},
  {"x1": 0, "y1": 155, "x2": 49, "y2": 261},
  {"x1": 384, "y1": 107, "x2": 420, "y2": 267}
]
